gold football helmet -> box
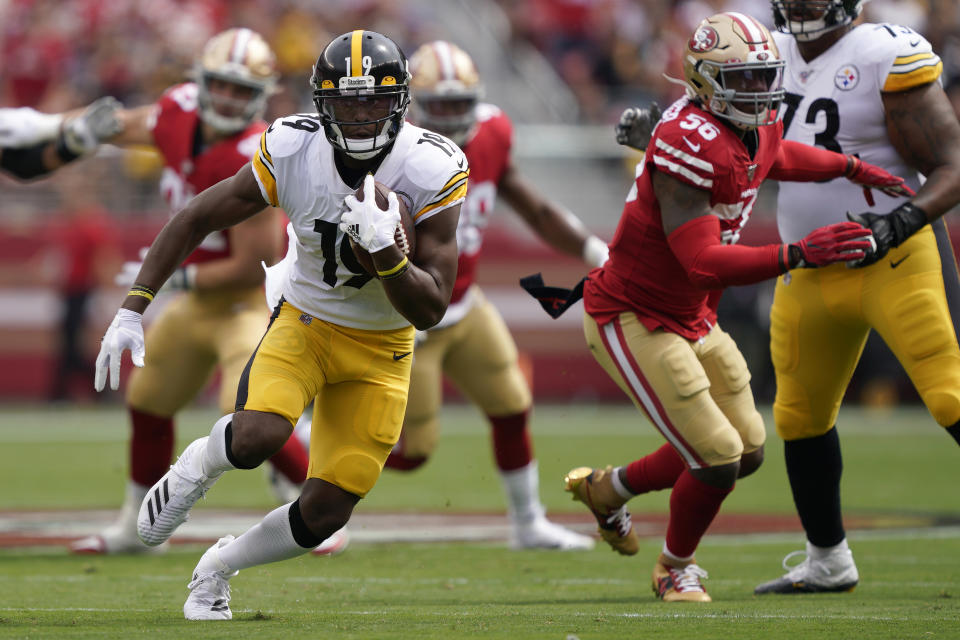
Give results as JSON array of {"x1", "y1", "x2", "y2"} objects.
[
  {"x1": 681, "y1": 12, "x2": 785, "y2": 129},
  {"x1": 194, "y1": 28, "x2": 279, "y2": 133},
  {"x1": 409, "y1": 41, "x2": 482, "y2": 146}
]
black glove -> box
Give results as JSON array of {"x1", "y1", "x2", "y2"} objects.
[
  {"x1": 846, "y1": 202, "x2": 927, "y2": 267},
  {"x1": 615, "y1": 102, "x2": 662, "y2": 151}
]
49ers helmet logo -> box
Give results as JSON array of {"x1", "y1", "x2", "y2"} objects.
[{"x1": 689, "y1": 26, "x2": 719, "y2": 52}]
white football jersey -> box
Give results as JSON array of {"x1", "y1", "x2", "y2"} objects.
[
  {"x1": 774, "y1": 24, "x2": 942, "y2": 243},
  {"x1": 251, "y1": 116, "x2": 468, "y2": 330}
]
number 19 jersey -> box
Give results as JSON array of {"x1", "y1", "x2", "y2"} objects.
[
  {"x1": 251, "y1": 117, "x2": 468, "y2": 330},
  {"x1": 774, "y1": 24, "x2": 942, "y2": 243}
]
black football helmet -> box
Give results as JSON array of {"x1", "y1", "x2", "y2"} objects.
[
  {"x1": 310, "y1": 30, "x2": 410, "y2": 159},
  {"x1": 771, "y1": 0, "x2": 862, "y2": 41}
]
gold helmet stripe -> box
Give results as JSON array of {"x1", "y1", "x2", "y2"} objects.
[{"x1": 350, "y1": 29, "x2": 364, "y2": 77}]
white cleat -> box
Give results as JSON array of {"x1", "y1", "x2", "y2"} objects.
[
  {"x1": 510, "y1": 516, "x2": 596, "y2": 551},
  {"x1": 754, "y1": 543, "x2": 859, "y2": 594},
  {"x1": 266, "y1": 467, "x2": 302, "y2": 504},
  {"x1": 311, "y1": 526, "x2": 350, "y2": 556},
  {"x1": 184, "y1": 536, "x2": 239, "y2": 620},
  {"x1": 138, "y1": 437, "x2": 221, "y2": 546}
]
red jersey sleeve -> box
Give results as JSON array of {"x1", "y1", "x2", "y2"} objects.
[{"x1": 647, "y1": 107, "x2": 729, "y2": 194}]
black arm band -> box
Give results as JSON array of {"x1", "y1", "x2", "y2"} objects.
[
  {"x1": 0, "y1": 143, "x2": 55, "y2": 179},
  {"x1": 54, "y1": 133, "x2": 81, "y2": 164}
]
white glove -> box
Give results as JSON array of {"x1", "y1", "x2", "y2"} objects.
[
  {"x1": 95, "y1": 308, "x2": 146, "y2": 392},
  {"x1": 114, "y1": 247, "x2": 195, "y2": 292},
  {"x1": 263, "y1": 223, "x2": 298, "y2": 310},
  {"x1": 61, "y1": 96, "x2": 123, "y2": 155},
  {"x1": 0, "y1": 107, "x2": 63, "y2": 147},
  {"x1": 340, "y1": 174, "x2": 400, "y2": 253}
]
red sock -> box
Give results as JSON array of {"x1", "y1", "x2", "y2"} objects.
[
  {"x1": 266, "y1": 432, "x2": 309, "y2": 484},
  {"x1": 129, "y1": 407, "x2": 174, "y2": 487},
  {"x1": 664, "y1": 470, "x2": 733, "y2": 559},
  {"x1": 384, "y1": 432, "x2": 427, "y2": 471},
  {"x1": 490, "y1": 410, "x2": 532, "y2": 471},
  {"x1": 623, "y1": 444, "x2": 685, "y2": 494}
]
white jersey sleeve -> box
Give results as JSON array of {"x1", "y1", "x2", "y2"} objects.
[
  {"x1": 0, "y1": 107, "x2": 63, "y2": 148},
  {"x1": 874, "y1": 24, "x2": 942, "y2": 92}
]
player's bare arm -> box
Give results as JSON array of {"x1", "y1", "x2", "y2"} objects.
[
  {"x1": 379, "y1": 204, "x2": 461, "y2": 330},
  {"x1": 498, "y1": 161, "x2": 593, "y2": 259},
  {"x1": 653, "y1": 170, "x2": 713, "y2": 236},
  {"x1": 120, "y1": 165, "x2": 268, "y2": 314},
  {"x1": 192, "y1": 208, "x2": 281, "y2": 290},
  {"x1": 884, "y1": 82, "x2": 960, "y2": 218},
  {"x1": 106, "y1": 104, "x2": 159, "y2": 146}
]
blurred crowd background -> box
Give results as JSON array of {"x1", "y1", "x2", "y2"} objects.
[{"x1": 1, "y1": 0, "x2": 958, "y2": 407}]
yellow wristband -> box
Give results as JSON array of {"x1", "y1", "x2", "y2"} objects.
[
  {"x1": 127, "y1": 289, "x2": 154, "y2": 302},
  {"x1": 377, "y1": 255, "x2": 409, "y2": 279}
]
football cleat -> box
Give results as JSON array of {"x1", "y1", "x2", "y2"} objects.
[
  {"x1": 652, "y1": 554, "x2": 712, "y2": 602},
  {"x1": 311, "y1": 526, "x2": 351, "y2": 556},
  {"x1": 184, "y1": 536, "x2": 239, "y2": 621},
  {"x1": 510, "y1": 516, "x2": 596, "y2": 551},
  {"x1": 754, "y1": 545, "x2": 859, "y2": 594},
  {"x1": 266, "y1": 466, "x2": 302, "y2": 505},
  {"x1": 137, "y1": 437, "x2": 222, "y2": 546},
  {"x1": 564, "y1": 466, "x2": 639, "y2": 555},
  {"x1": 71, "y1": 528, "x2": 168, "y2": 555}
]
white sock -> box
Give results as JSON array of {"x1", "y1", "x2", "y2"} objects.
[
  {"x1": 500, "y1": 461, "x2": 544, "y2": 524},
  {"x1": 609, "y1": 466, "x2": 635, "y2": 500},
  {"x1": 115, "y1": 481, "x2": 149, "y2": 530},
  {"x1": 218, "y1": 503, "x2": 310, "y2": 571},
  {"x1": 202, "y1": 414, "x2": 237, "y2": 477},
  {"x1": 662, "y1": 542, "x2": 695, "y2": 565},
  {"x1": 807, "y1": 538, "x2": 850, "y2": 560}
]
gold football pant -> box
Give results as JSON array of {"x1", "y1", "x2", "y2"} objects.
[
  {"x1": 402, "y1": 288, "x2": 531, "y2": 458},
  {"x1": 772, "y1": 222, "x2": 960, "y2": 440},
  {"x1": 126, "y1": 287, "x2": 267, "y2": 416},
  {"x1": 236, "y1": 300, "x2": 415, "y2": 497},
  {"x1": 584, "y1": 311, "x2": 765, "y2": 468}
]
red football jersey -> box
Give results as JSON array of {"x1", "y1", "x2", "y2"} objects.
[
  {"x1": 450, "y1": 103, "x2": 513, "y2": 303},
  {"x1": 150, "y1": 82, "x2": 267, "y2": 265},
  {"x1": 585, "y1": 97, "x2": 784, "y2": 340}
]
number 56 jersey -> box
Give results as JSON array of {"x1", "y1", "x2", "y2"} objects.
[
  {"x1": 250, "y1": 116, "x2": 468, "y2": 330},
  {"x1": 774, "y1": 24, "x2": 942, "y2": 243}
]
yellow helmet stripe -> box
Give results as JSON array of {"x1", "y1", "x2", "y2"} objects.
[{"x1": 350, "y1": 30, "x2": 363, "y2": 77}]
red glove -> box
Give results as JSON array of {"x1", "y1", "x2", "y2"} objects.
[
  {"x1": 845, "y1": 155, "x2": 915, "y2": 207},
  {"x1": 790, "y1": 221, "x2": 876, "y2": 268}
]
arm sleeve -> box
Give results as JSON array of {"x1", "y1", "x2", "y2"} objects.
[
  {"x1": 767, "y1": 140, "x2": 849, "y2": 182},
  {"x1": 0, "y1": 142, "x2": 64, "y2": 180},
  {"x1": 667, "y1": 215, "x2": 787, "y2": 289}
]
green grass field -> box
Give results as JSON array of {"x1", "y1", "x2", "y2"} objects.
[{"x1": 1, "y1": 403, "x2": 958, "y2": 638}]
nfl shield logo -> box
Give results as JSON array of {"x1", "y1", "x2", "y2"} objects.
[{"x1": 747, "y1": 164, "x2": 757, "y2": 181}]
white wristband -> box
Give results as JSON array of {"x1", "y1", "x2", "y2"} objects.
[{"x1": 583, "y1": 235, "x2": 609, "y2": 268}]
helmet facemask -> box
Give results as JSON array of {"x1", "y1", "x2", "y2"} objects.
[
  {"x1": 696, "y1": 58, "x2": 785, "y2": 128},
  {"x1": 772, "y1": 0, "x2": 863, "y2": 41},
  {"x1": 197, "y1": 70, "x2": 274, "y2": 134}
]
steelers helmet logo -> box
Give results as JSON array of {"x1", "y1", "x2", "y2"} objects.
[{"x1": 689, "y1": 26, "x2": 719, "y2": 52}]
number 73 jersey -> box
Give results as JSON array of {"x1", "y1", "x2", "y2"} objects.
[
  {"x1": 774, "y1": 24, "x2": 942, "y2": 244},
  {"x1": 251, "y1": 115, "x2": 468, "y2": 330}
]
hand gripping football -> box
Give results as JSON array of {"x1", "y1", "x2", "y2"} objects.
[{"x1": 348, "y1": 181, "x2": 416, "y2": 277}]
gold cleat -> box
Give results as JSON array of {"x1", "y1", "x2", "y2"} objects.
[
  {"x1": 564, "y1": 466, "x2": 639, "y2": 556},
  {"x1": 652, "y1": 553, "x2": 712, "y2": 602}
]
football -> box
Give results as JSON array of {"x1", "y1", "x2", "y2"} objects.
[{"x1": 348, "y1": 180, "x2": 416, "y2": 277}]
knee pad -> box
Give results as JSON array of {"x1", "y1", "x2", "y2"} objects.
[{"x1": 326, "y1": 449, "x2": 384, "y2": 497}]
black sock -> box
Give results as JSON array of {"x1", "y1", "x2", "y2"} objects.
[
  {"x1": 784, "y1": 427, "x2": 845, "y2": 548},
  {"x1": 947, "y1": 421, "x2": 960, "y2": 447},
  {"x1": 287, "y1": 498, "x2": 325, "y2": 549}
]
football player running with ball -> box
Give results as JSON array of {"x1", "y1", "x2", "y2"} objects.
[
  {"x1": 74, "y1": 28, "x2": 312, "y2": 556},
  {"x1": 548, "y1": 12, "x2": 911, "y2": 602},
  {"x1": 94, "y1": 30, "x2": 466, "y2": 620},
  {"x1": 750, "y1": 0, "x2": 960, "y2": 595}
]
